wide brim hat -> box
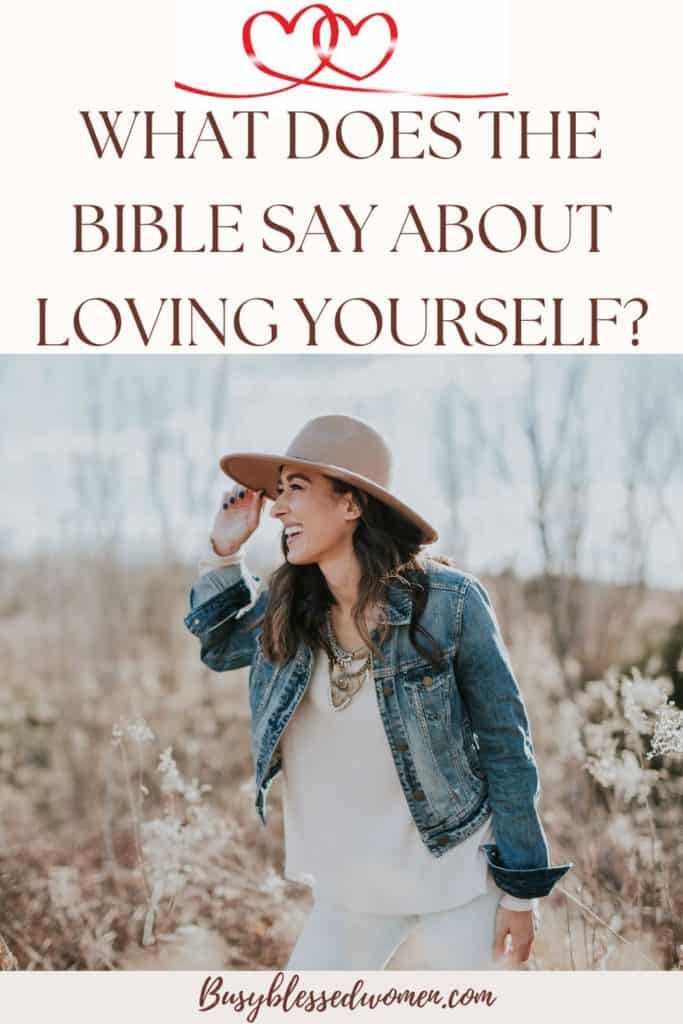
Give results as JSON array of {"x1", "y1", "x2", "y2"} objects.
[{"x1": 220, "y1": 414, "x2": 439, "y2": 546}]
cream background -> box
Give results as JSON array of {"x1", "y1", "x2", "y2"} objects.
[{"x1": 3, "y1": 1, "x2": 681, "y2": 354}]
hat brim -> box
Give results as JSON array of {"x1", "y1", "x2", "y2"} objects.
[{"x1": 220, "y1": 451, "x2": 439, "y2": 546}]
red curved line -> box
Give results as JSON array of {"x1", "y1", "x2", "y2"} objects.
[
  {"x1": 281, "y1": 77, "x2": 509, "y2": 98},
  {"x1": 174, "y1": 58, "x2": 330, "y2": 99},
  {"x1": 175, "y1": 78, "x2": 304, "y2": 98},
  {"x1": 174, "y1": 78, "x2": 509, "y2": 100},
  {"x1": 242, "y1": 6, "x2": 338, "y2": 85},
  {"x1": 311, "y1": 11, "x2": 397, "y2": 81}
]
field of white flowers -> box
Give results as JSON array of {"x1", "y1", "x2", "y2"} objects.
[{"x1": 0, "y1": 556, "x2": 681, "y2": 971}]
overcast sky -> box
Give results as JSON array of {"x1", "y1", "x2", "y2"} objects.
[{"x1": 1, "y1": 355, "x2": 681, "y2": 589}]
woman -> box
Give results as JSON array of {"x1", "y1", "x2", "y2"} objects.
[{"x1": 185, "y1": 414, "x2": 573, "y2": 970}]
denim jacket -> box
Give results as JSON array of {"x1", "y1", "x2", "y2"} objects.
[{"x1": 184, "y1": 556, "x2": 574, "y2": 900}]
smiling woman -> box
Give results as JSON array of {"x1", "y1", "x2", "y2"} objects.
[{"x1": 185, "y1": 413, "x2": 573, "y2": 970}]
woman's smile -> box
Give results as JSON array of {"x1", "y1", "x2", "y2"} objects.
[{"x1": 271, "y1": 463, "x2": 362, "y2": 566}]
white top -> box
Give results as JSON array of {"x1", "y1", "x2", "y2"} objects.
[
  {"x1": 198, "y1": 546, "x2": 537, "y2": 916},
  {"x1": 280, "y1": 645, "x2": 535, "y2": 914}
]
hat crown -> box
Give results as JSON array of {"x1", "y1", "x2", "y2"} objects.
[{"x1": 285, "y1": 415, "x2": 392, "y2": 488}]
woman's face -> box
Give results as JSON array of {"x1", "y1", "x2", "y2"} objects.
[{"x1": 269, "y1": 463, "x2": 361, "y2": 565}]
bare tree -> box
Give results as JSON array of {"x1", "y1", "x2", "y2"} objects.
[
  {"x1": 433, "y1": 383, "x2": 468, "y2": 565},
  {"x1": 522, "y1": 358, "x2": 588, "y2": 694}
]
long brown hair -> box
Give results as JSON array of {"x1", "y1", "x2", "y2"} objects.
[{"x1": 256, "y1": 474, "x2": 447, "y2": 669}]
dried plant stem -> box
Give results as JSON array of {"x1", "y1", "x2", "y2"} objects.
[
  {"x1": 0, "y1": 932, "x2": 18, "y2": 971},
  {"x1": 580, "y1": 884, "x2": 590, "y2": 969},
  {"x1": 564, "y1": 893, "x2": 576, "y2": 970},
  {"x1": 118, "y1": 740, "x2": 151, "y2": 903},
  {"x1": 558, "y1": 885, "x2": 661, "y2": 969},
  {"x1": 643, "y1": 792, "x2": 678, "y2": 962}
]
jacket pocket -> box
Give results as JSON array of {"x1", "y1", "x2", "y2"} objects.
[{"x1": 402, "y1": 664, "x2": 454, "y2": 761}]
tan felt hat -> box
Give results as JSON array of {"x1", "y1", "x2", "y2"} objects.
[{"x1": 220, "y1": 414, "x2": 439, "y2": 545}]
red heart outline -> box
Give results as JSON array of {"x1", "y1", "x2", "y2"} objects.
[
  {"x1": 176, "y1": 4, "x2": 510, "y2": 101},
  {"x1": 242, "y1": 4, "x2": 339, "y2": 86},
  {"x1": 313, "y1": 12, "x2": 398, "y2": 82}
]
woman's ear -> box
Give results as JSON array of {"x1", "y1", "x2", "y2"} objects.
[{"x1": 344, "y1": 489, "x2": 366, "y2": 522}]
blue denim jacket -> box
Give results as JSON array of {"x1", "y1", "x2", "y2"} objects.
[{"x1": 184, "y1": 556, "x2": 574, "y2": 899}]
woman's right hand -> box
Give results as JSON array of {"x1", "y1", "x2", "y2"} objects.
[{"x1": 210, "y1": 486, "x2": 267, "y2": 556}]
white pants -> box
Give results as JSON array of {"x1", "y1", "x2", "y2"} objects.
[{"x1": 286, "y1": 873, "x2": 504, "y2": 971}]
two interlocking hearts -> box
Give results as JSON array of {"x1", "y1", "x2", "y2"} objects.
[{"x1": 242, "y1": 3, "x2": 399, "y2": 88}]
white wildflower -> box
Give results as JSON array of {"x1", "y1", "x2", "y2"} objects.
[
  {"x1": 644, "y1": 654, "x2": 663, "y2": 676},
  {"x1": 583, "y1": 722, "x2": 617, "y2": 756},
  {"x1": 80, "y1": 911, "x2": 118, "y2": 969},
  {"x1": 584, "y1": 673, "x2": 620, "y2": 712},
  {"x1": 47, "y1": 866, "x2": 81, "y2": 916},
  {"x1": 182, "y1": 778, "x2": 202, "y2": 804},
  {"x1": 126, "y1": 717, "x2": 155, "y2": 744},
  {"x1": 111, "y1": 716, "x2": 155, "y2": 747},
  {"x1": 585, "y1": 747, "x2": 656, "y2": 803},
  {"x1": 157, "y1": 747, "x2": 211, "y2": 803},
  {"x1": 636, "y1": 835, "x2": 663, "y2": 868},
  {"x1": 608, "y1": 912, "x2": 623, "y2": 933},
  {"x1": 584, "y1": 746, "x2": 619, "y2": 788},
  {"x1": 606, "y1": 814, "x2": 636, "y2": 853},
  {"x1": 621, "y1": 669, "x2": 671, "y2": 711},
  {"x1": 613, "y1": 750, "x2": 654, "y2": 804},
  {"x1": 260, "y1": 867, "x2": 286, "y2": 901},
  {"x1": 647, "y1": 702, "x2": 683, "y2": 758},
  {"x1": 184, "y1": 803, "x2": 232, "y2": 846},
  {"x1": 622, "y1": 694, "x2": 650, "y2": 736},
  {"x1": 158, "y1": 747, "x2": 185, "y2": 796},
  {"x1": 141, "y1": 815, "x2": 188, "y2": 902}
]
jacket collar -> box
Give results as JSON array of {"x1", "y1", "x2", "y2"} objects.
[
  {"x1": 294, "y1": 578, "x2": 413, "y2": 664},
  {"x1": 382, "y1": 581, "x2": 413, "y2": 626}
]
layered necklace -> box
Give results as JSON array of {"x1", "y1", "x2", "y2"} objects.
[{"x1": 324, "y1": 609, "x2": 374, "y2": 712}]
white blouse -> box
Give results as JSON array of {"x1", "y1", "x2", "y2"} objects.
[
  {"x1": 279, "y1": 644, "x2": 536, "y2": 915},
  {"x1": 198, "y1": 547, "x2": 538, "y2": 917}
]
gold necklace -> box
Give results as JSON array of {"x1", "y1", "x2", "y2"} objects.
[{"x1": 325, "y1": 610, "x2": 372, "y2": 712}]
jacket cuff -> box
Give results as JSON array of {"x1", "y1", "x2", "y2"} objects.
[
  {"x1": 482, "y1": 843, "x2": 574, "y2": 899},
  {"x1": 184, "y1": 566, "x2": 257, "y2": 637}
]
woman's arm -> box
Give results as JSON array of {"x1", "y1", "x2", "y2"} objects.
[
  {"x1": 455, "y1": 575, "x2": 574, "y2": 900},
  {"x1": 184, "y1": 544, "x2": 268, "y2": 672}
]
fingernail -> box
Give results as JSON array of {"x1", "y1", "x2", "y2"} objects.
[
  {"x1": 229, "y1": 497, "x2": 235, "y2": 505},
  {"x1": 222, "y1": 503, "x2": 228, "y2": 510},
  {"x1": 239, "y1": 490, "x2": 245, "y2": 498}
]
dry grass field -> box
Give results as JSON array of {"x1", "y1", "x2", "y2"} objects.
[{"x1": 0, "y1": 555, "x2": 681, "y2": 971}]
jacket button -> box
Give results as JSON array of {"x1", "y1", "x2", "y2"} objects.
[
  {"x1": 423, "y1": 676, "x2": 433, "y2": 688},
  {"x1": 383, "y1": 685, "x2": 394, "y2": 697},
  {"x1": 396, "y1": 742, "x2": 409, "y2": 752},
  {"x1": 193, "y1": 618, "x2": 200, "y2": 626},
  {"x1": 413, "y1": 789, "x2": 426, "y2": 801}
]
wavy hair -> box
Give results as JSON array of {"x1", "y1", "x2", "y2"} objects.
[{"x1": 257, "y1": 473, "x2": 447, "y2": 669}]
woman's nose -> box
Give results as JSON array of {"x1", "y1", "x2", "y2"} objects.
[{"x1": 269, "y1": 496, "x2": 287, "y2": 519}]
